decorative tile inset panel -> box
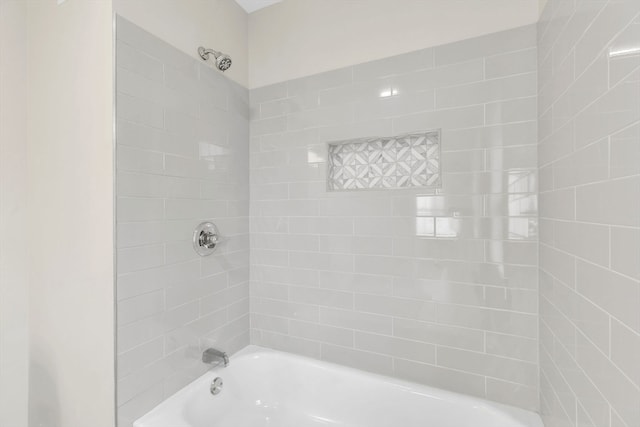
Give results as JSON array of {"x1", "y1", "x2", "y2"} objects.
[{"x1": 327, "y1": 131, "x2": 441, "y2": 191}]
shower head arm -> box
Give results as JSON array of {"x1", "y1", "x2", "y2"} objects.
[{"x1": 198, "y1": 47, "x2": 219, "y2": 61}]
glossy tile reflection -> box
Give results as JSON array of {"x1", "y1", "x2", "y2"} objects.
[{"x1": 538, "y1": 1, "x2": 640, "y2": 427}]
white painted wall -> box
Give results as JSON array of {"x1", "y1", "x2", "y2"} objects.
[
  {"x1": 0, "y1": 1, "x2": 28, "y2": 426},
  {"x1": 248, "y1": 0, "x2": 539, "y2": 88},
  {"x1": 26, "y1": 1, "x2": 115, "y2": 426},
  {"x1": 539, "y1": 0, "x2": 549, "y2": 15},
  {"x1": 114, "y1": 0, "x2": 249, "y2": 87}
]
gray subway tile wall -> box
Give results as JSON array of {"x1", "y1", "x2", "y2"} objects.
[
  {"x1": 250, "y1": 25, "x2": 540, "y2": 411},
  {"x1": 115, "y1": 6, "x2": 640, "y2": 424},
  {"x1": 537, "y1": 0, "x2": 640, "y2": 426},
  {"x1": 115, "y1": 17, "x2": 249, "y2": 426}
]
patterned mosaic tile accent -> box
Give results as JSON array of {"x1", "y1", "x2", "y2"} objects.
[{"x1": 327, "y1": 131, "x2": 441, "y2": 191}]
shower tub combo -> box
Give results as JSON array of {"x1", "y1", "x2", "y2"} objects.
[
  {"x1": 134, "y1": 346, "x2": 543, "y2": 427},
  {"x1": 118, "y1": 16, "x2": 544, "y2": 427}
]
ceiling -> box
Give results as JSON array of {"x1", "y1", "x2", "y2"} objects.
[{"x1": 234, "y1": 0, "x2": 282, "y2": 13}]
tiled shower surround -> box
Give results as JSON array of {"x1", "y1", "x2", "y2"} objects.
[
  {"x1": 116, "y1": 9, "x2": 640, "y2": 424},
  {"x1": 115, "y1": 17, "x2": 249, "y2": 426},
  {"x1": 250, "y1": 25, "x2": 540, "y2": 410},
  {"x1": 537, "y1": 0, "x2": 640, "y2": 426}
]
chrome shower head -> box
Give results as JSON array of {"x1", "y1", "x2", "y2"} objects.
[
  {"x1": 216, "y1": 54, "x2": 232, "y2": 72},
  {"x1": 198, "y1": 47, "x2": 232, "y2": 72}
]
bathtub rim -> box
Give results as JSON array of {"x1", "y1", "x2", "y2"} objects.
[{"x1": 134, "y1": 344, "x2": 543, "y2": 427}]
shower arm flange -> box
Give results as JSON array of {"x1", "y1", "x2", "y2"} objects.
[{"x1": 198, "y1": 47, "x2": 216, "y2": 61}]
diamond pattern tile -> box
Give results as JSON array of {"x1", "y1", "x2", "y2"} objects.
[{"x1": 328, "y1": 131, "x2": 441, "y2": 191}]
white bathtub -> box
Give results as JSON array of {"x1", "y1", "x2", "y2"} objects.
[{"x1": 134, "y1": 345, "x2": 543, "y2": 427}]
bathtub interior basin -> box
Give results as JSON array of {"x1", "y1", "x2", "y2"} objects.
[{"x1": 134, "y1": 345, "x2": 543, "y2": 427}]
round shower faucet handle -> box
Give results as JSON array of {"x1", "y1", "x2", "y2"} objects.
[
  {"x1": 199, "y1": 230, "x2": 218, "y2": 249},
  {"x1": 193, "y1": 222, "x2": 221, "y2": 256}
]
